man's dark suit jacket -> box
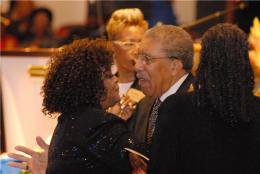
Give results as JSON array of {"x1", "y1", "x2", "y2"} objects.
[
  {"x1": 127, "y1": 73, "x2": 193, "y2": 143},
  {"x1": 149, "y1": 92, "x2": 260, "y2": 174}
]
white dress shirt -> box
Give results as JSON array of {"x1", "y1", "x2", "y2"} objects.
[
  {"x1": 160, "y1": 73, "x2": 189, "y2": 102},
  {"x1": 118, "y1": 81, "x2": 134, "y2": 97}
]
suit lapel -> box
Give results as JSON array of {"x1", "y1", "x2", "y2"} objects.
[
  {"x1": 134, "y1": 97, "x2": 154, "y2": 143},
  {"x1": 176, "y1": 73, "x2": 193, "y2": 94}
]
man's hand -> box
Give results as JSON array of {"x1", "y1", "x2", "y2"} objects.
[{"x1": 8, "y1": 136, "x2": 49, "y2": 174}]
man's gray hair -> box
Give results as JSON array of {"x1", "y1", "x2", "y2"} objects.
[{"x1": 144, "y1": 25, "x2": 194, "y2": 71}]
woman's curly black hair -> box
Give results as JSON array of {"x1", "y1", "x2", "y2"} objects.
[
  {"x1": 42, "y1": 38, "x2": 114, "y2": 116},
  {"x1": 194, "y1": 23, "x2": 255, "y2": 127}
]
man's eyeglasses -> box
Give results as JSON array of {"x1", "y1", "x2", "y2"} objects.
[{"x1": 134, "y1": 52, "x2": 176, "y2": 65}]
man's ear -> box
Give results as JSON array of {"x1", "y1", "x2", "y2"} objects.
[{"x1": 170, "y1": 59, "x2": 183, "y2": 76}]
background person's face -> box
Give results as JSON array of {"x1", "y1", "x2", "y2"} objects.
[
  {"x1": 114, "y1": 26, "x2": 145, "y2": 72},
  {"x1": 32, "y1": 12, "x2": 50, "y2": 36},
  {"x1": 135, "y1": 37, "x2": 174, "y2": 98}
]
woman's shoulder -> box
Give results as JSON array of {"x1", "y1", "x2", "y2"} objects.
[{"x1": 78, "y1": 108, "x2": 128, "y2": 130}]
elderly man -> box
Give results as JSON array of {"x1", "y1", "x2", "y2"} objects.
[{"x1": 128, "y1": 25, "x2": 194, "y2": 145}]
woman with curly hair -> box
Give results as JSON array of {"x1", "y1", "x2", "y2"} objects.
[
  {"x1": 149, "y1": 24, "x2": 260, "y2": 174},
  {"x1": 9, "y1": 38, "x2": 140, "y2": 174},
  {"x1": 44, "y1": 38, "x2": 140, "y2": 174}
]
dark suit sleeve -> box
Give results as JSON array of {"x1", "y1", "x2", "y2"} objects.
[{"x1": 149, "y1": 96, "x2": 181, "y2": 174}]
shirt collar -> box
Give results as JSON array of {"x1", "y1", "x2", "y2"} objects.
[{"x1": 159, "y1": 73, "x2": 189, "y2": 102}]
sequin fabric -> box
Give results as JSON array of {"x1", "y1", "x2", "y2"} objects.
[{"x1": 46, "y1": 108, "x2": 137, "y2": 174}]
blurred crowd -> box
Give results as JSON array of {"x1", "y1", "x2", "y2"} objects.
[
  {"x1": 0, "y1": 0, "x2": 178, "y2": 49},
  {"x1": 0, "y1": 0, "x2": 64, "y2": 49},
  {"x1": 1, "y1": 0, "x2": 260, "y2": 50}
]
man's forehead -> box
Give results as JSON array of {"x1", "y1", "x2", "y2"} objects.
[
  {"x1": 139, "y1": 37, "x2": 151, "y2": 48},
  {"x1": 139, "y1": 37, "x2": 161, "y2": 52}
]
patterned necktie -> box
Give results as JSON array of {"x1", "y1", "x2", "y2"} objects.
[{"x1": 147, "y1": 99, "x2": 162, "y2": 145}]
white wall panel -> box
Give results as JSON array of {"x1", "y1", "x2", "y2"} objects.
[{"x1": 1, "y1": 56, "x2": 57, "y2": 152}]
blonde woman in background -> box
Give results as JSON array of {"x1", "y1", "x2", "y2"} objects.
[{"x1": 106, "y1": 8, "x2": 148, "y2": 120}]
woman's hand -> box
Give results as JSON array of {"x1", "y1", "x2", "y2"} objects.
[{"x1": 8, "y1": 136, "x2": 49, "y2": 174}]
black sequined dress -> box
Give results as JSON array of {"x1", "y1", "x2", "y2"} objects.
[{"x1": 46, "y1": 107, "x2": 136, "y2": 174}]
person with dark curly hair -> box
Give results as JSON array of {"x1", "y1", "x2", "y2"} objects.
[
  {"x1": 45, "y1": 38, "x2": 140, "y2": 174},
  {"x1": 9, "y1": 38, "x2": 141, "y2": 174},
  {"x1": 149, "y1": 24, "x2": 260, "y2": 174}
]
